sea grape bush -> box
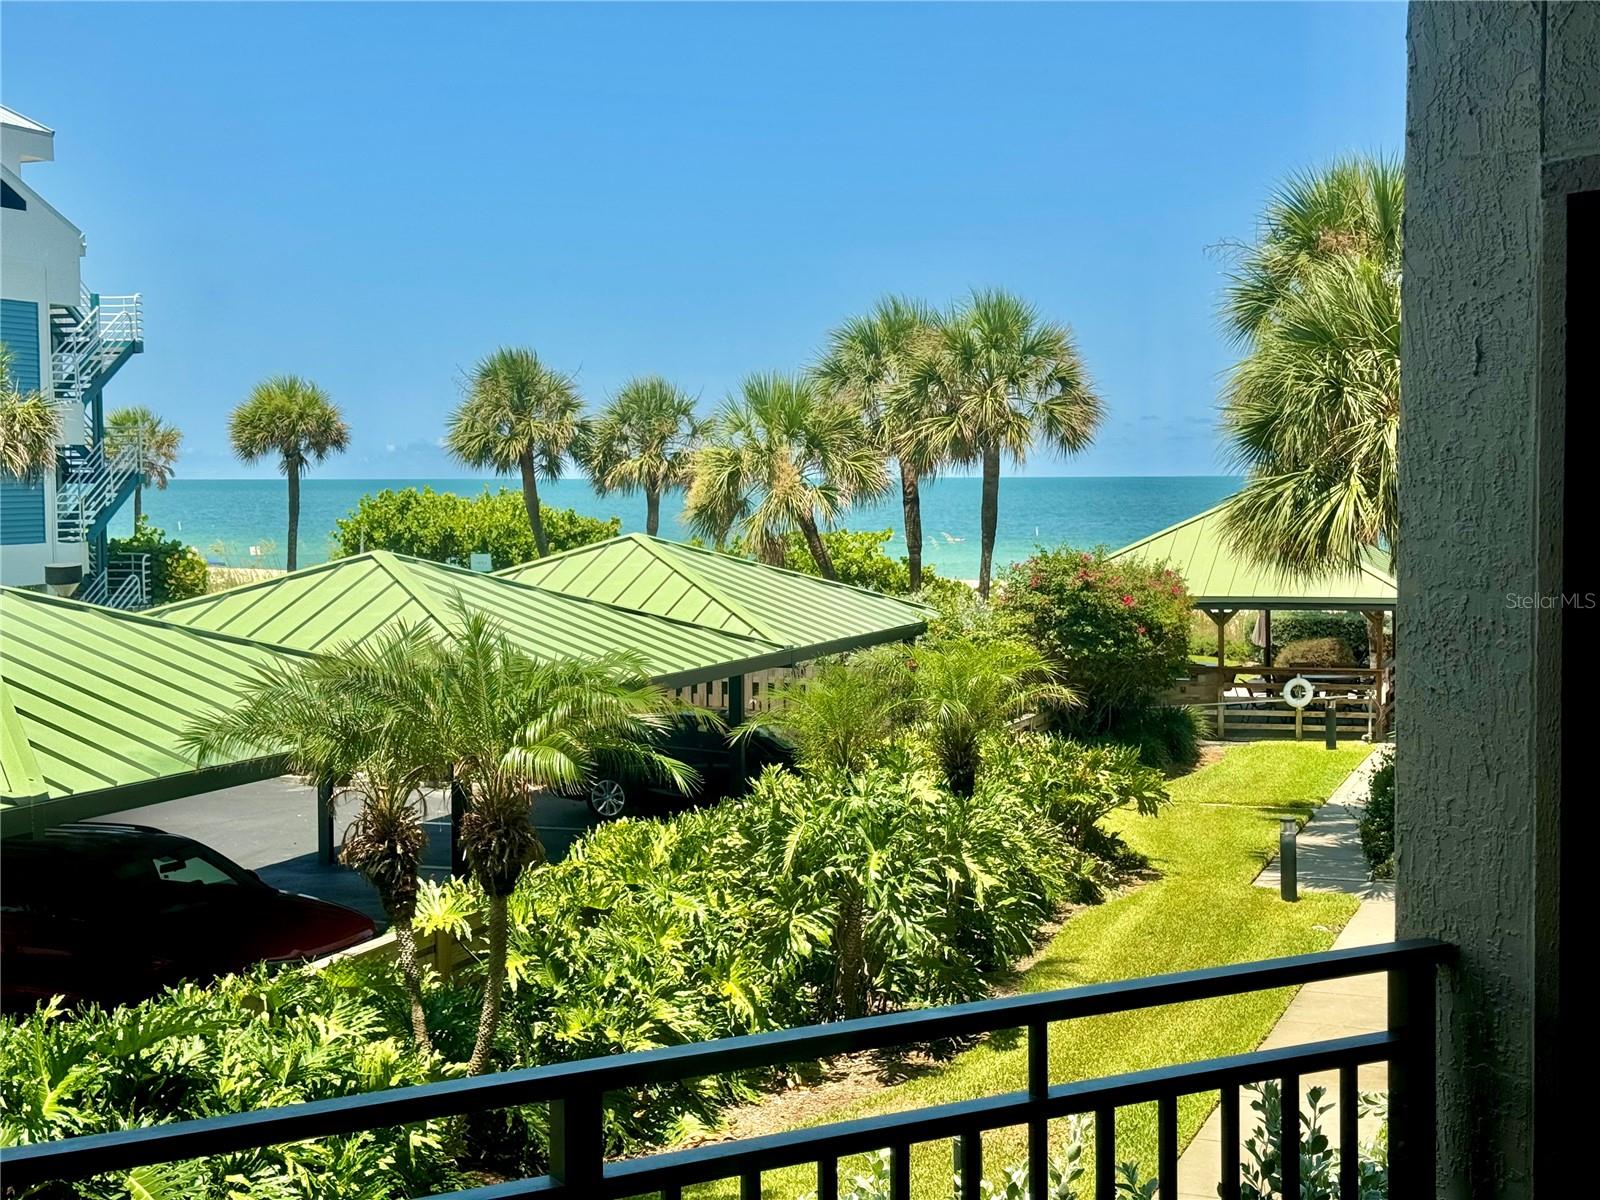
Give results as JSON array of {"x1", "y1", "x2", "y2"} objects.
[
  {"x1": 996, "y1": 548, "x2": 1192, "y2": 727},
  {"x1": 330, "y1": 485, "x2": 619, "y2": 569},
  {"x1": 0, "y1": 736, "x2": 1166, "y2": 1195}
]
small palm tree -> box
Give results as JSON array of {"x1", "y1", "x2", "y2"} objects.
[
  {"x1": 434, "y1": 611, "x2": 703, "y2": 1075},
  {"x1": 685, "y1": 372, "x2": 888, "y2": 578},
  {"x1": 0, "y1": 345, "x2": 59, "y2": 478},
  {"x1": 447, "y1": 347, "x2": 582, "y2": 557},
  {"x1": 576, "y1": 376, "x2": 701, "y2": 536},
  {"x1": 909, "y1": 638, "x2": 1077, "y2": 796},
  {"x1": 736, "y1": 647, "x2": 913, "y2": 774},
  {"x1": 228, "y1": 376, "x2": 349, "y2": 571},
  {"x1": 105, "y1": 405, "x2": 181, "y2": 523},
  {"x1": 184, "y1": 625, "x2": 444, "y2": 1054},
  {"x1": 814, "y1": 297, "x2": 944, "y2": 590},
  {"x1": 1219, "y1": 156, "x2": 1403, "y2": 576},
  {"x1": 910, "y1": 290, "x2": 1102, "y2": 598}
]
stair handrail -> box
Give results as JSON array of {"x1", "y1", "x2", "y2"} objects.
[{"x1": 50, "y1": 292, "x2": 143, "y2": 406}]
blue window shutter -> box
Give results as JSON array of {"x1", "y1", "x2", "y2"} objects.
[
  {"x1": 1, "y1": 298, "x2": 42, "y2": 392},
  {"x1": 1, "y1": 475, "x2": 47, "y2": 544}
]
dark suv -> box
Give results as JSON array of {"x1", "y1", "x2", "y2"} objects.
[
  {"x1": 1, "y1": 824, "x2": 376, "y2": 1013},
  {"x1": 581, "y1": 725, "x2": 794, "y2": 818}
]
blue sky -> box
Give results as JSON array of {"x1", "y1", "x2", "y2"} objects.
[{"x1": 1, "y1": 2, "x2": 1405, "y2": 479}]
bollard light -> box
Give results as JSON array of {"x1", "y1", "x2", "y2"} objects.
[
  {"x1": 1280, "y1": 818, "x2": 1299, "y2": 902},
  {"x1": 1324, "y1": 699, "x2": 1339, "y2": 749}
]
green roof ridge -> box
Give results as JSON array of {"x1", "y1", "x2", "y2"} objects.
[
  {"x1": 0, "y1": 681, "x2": 48, "y2": 803},
  {"x1": 622, "y1": 534, "x2": 784, "y2": 642},
  {"x1": 366, "y1": 550, "x2": 464, "y2": 634}
]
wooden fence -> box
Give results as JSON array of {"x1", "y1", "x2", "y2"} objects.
[{"x1": 1167, "y1": 665, "x2": 1382, "y2": 741}]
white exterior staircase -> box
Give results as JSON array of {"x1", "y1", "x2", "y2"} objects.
[
  {"x1": 56, "y1": 437, "x2": 142, "y2": 544},
  {"x1": 78, "y1": 552, "x2": 150, "y2": 610},
  {"x1": 50, "y1": 287, "x2": 143, "y2": 418}
]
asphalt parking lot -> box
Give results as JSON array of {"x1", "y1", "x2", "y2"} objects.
[{"x1": 92, "y1": 777, "x2": 604, "y2": 929}]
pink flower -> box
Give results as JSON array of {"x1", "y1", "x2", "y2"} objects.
[{"x1": 1120, "y1": 594, "x2": 1135, "y2": 607}]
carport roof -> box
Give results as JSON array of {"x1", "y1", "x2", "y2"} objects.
[
  {"x1": 496, "y1": 534, "x2": 933, "y2": 656},
  {"x1": 1108, "y1": 501, "x2": 1396, "y2": 611},
  {"x1": 1, "y1": 588, "x2": 309, "y2": 835},
  {"x1": 149, "y1": 550, "x2": 796, "y2": 685}
]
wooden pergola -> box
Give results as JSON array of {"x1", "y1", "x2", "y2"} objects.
[{"x1": 1110, "y1": 502, "x2": 1397, "y2": 739}]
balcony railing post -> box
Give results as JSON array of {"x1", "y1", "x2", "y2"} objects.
[
  {"x1": 1386, "y1": 959, "x2": 1437, "y2": 1196},
  {"x1": 548, "y1": 1087, "x2": 604, "y2": 1192}
]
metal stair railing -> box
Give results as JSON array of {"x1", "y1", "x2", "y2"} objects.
[
  {"x1": 56, "y1": 435, "x2": 142, "y2": 543},
  {"x1": 50, "y1": 288, "x2": 143, "y2": 411}
]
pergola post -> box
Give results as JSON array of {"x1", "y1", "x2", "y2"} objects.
[
  {"x1": 727, "y1": 673, "x2": 747, "y2": 780},
  {"x1": 1207, "y1": 609, "x2": 1237, "y2": 739},
  {"x1": 1367, "y1": 610, "x2": 1390, "y2": 740},
  {"x1": 316, "y1": 776, "x2": 336, "y2": 865}
]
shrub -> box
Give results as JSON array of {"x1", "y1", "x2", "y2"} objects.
[
  {"x1": 330, "y1": 486, "x2": 619, "y2": 569},
  {"x1": 0, "y1": 737, "x2": 1165, "y2": 1190},
  {"x1": 1103, "y1": 702, "x2": 1209, "y2": 770},
  {"x1": 1277, "y1": 636, "x2": 1356, "y2": 667},
  {"x1": 1360, "y1": 748, "x2": 1395, "y2": 877},
  {"x1": 1271, "y1": 611, "x2": 1369, "y2": 664},
  {"x1": 107, "y1": 515, "x2": 209, "y2": 603},
  {"x1": 745, "y1": 527, "x2": 958, "y2": 599},
  {"x1": 996, "y1": 548, "x2": 1192, "y2": 727}
]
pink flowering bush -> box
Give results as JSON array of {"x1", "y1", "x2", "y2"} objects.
[{"x1": 997, "y1": 547, "x2": 1193, "y2": 725}]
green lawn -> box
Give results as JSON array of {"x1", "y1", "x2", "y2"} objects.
[{"x1": 692, "y1": 741, "x2": 1371, "y2": 1199}]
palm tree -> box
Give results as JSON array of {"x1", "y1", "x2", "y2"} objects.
[
  {"x1": 576, "y1": 376, "x2": 701, "y2": 536},
  {"x1": 814, "y1": 297, "x2": 943, "y2": 590},
  {"x1": 105, "y1": 405, "x2": 181, "y2": 523},
  {"x1": 447, "y1": 347, "x2": 582, "y2": 557},
  {"x1": 184, "y1": 625, "x2": 444, "y2": 1054},
  {"x1": 433, "y1": 612, "x2": 702, "y2": 1075},
  {"x1": 228, "y1": 376, "x2": 349, "y2": 571},
  {"x1": 0, "y1": 345, "x2": 58, "y2": 478},
  {"x1": 1218, "y1": 156, "x2": 1404, "y2": 576},
  {"x1": 908, "y1": 638, "x2": 1077, "y2": 796},
  {"x1": 684, "y1": 373, "x2": 888, "y2": 578},
  {"x1": 735, "y1": 647, "x2": 912, "y2": 774},
  {"x1": 910, "y1": 290, "x2": 1102, "y2": 598}
]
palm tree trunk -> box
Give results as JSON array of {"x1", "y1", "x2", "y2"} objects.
[
  {"x1": 797, "y1": 511, "x2": 836, "y2": 580},
  {"x1": 391, "y1": 914, "x2": 435, "y2": 1055},
  {"x1": 286, "y1": 462, "x2": 301, "y2": 572},
  {"x1": 899, "y1": 461, "x2": 923, "y2": 591},
  {"x1": 645, "y1": 488, "x2": 661, "y2": 537},
  {"x1": 518, "y1": 453, "x2": 549, "y2": 557},
  {"x1": 133, "y1": 482, "x2": 143, "y2": 525},
  {"x1": 977, "y1": 442, "x2": 1001, "y2": 599},
  {"x1": 466, "y1": 892, "x2": 508, "y2": 1075}
]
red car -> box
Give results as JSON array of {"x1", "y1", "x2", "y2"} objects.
[{"x1": 1, "y1": 823, "x2": 375, "y2": 1013}]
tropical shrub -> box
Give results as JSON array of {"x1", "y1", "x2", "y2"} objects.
[
  {"x1": 996, "y1": 548, "x2": 1191, "y2": 728},
  {"x1": 1360, "y1": 748, "x2": 1396, "y2": 878},
  {"x1": 1277, "y1": 637, "x2": 1356, "y2": 668},
  {"x1": 0, "y1": 737, "x2": 1164, "y2": 1192},
  {"x1": 330, "y1": 486, "x2": 618, "y2": 569},
  {"x1": 107, "y1": 515, "x2": 208, "y2": 603},
  {"x1": 1099, "y1": 701, "x2": 1209, "y2": 770},
  {"x1": 1270, "y1": 611, "x2": 1369, "y2": 664},
  {"x1": 755, "y1": 527, "x2": 938, "y2": 596},
  {"x1": 1239, "y1": 1080, "x2": 1389, "y2": 1199}
]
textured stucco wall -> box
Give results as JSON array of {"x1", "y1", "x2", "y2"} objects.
[{"x1": 1400, "y1": 3, "x2": 1597, "y2": 1196}]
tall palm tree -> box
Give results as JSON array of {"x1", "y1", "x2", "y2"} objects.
[
  {"x1": 1218, "y1": 156, "x2": 1404, "y2": 576},
  {"x1": 0, "y1": 345, "x2": 58, "y2": 478},
  {"x1": 228, "y1": 376, "x2": 349, "y2": 571},
  {"x1": 910, "y1": 290, "x2": 1102, "y2": 598},
  {"x1": 814, "y1": 297, "x2": 944, "y2": 590},
  {"x1": 684, "y1": 373, "x2": 887, "y2": 579},
  {"x1": 105, "y1": 405, "x2": 181, "y2": 523},
  {"x1": 184, "y1": 625, "x2": 444, "y2": 1054},
  {"x1": 433, "y1": 612, "x2": 702, "y2": 1075},
  {"x1": 909, "y1": 638, "x2": 1077, "y2": 797},
  {"x1": 447, "y1": 347, "x2": 582, "y2": 557},
  {"x1": 576, "y1": 376, "x2": 701, "y2": 536}
]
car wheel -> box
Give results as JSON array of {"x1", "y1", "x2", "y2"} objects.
[{"x1": 587, "y1": 779, "x2": 629, "y2": 819}]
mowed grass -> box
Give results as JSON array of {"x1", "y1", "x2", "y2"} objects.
[{"x1": 689, "y1": 741, "x2": 1371, "y2": 1199}]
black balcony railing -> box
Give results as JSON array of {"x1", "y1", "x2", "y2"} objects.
[{"x1": 0, "y1": 939, "x2": 1450, "y2": 1199}]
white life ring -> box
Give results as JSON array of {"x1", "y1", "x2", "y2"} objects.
[{"x1": 1282, "y1": 676, "x2": 1316, "y2": 710}]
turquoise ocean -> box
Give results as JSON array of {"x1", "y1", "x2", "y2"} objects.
[{"x1": 111, "y1": 476, "x2": 1242, "y2": 582}]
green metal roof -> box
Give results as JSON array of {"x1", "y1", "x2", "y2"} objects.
[
  {"x1": 150, "y1": 550, "x2": 795, "y2": 686},
  {"x1": 1, "y1": 588, "x2": 311, "y2": 834},
  {"x1": 1109, "y1": 502, "x2": 1396, "y2": 610},
  {"x1": 496, "y1": 534, "x2": 932, "y2": 657}
]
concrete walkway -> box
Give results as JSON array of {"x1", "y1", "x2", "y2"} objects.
[{"x1": 1176, "y1": 750, "x2": 1392, "y2": 1198}]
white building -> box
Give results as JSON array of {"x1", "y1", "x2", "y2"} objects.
[{"x1": 1, "y1": 105, "x2": 145, "y2": 604}]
